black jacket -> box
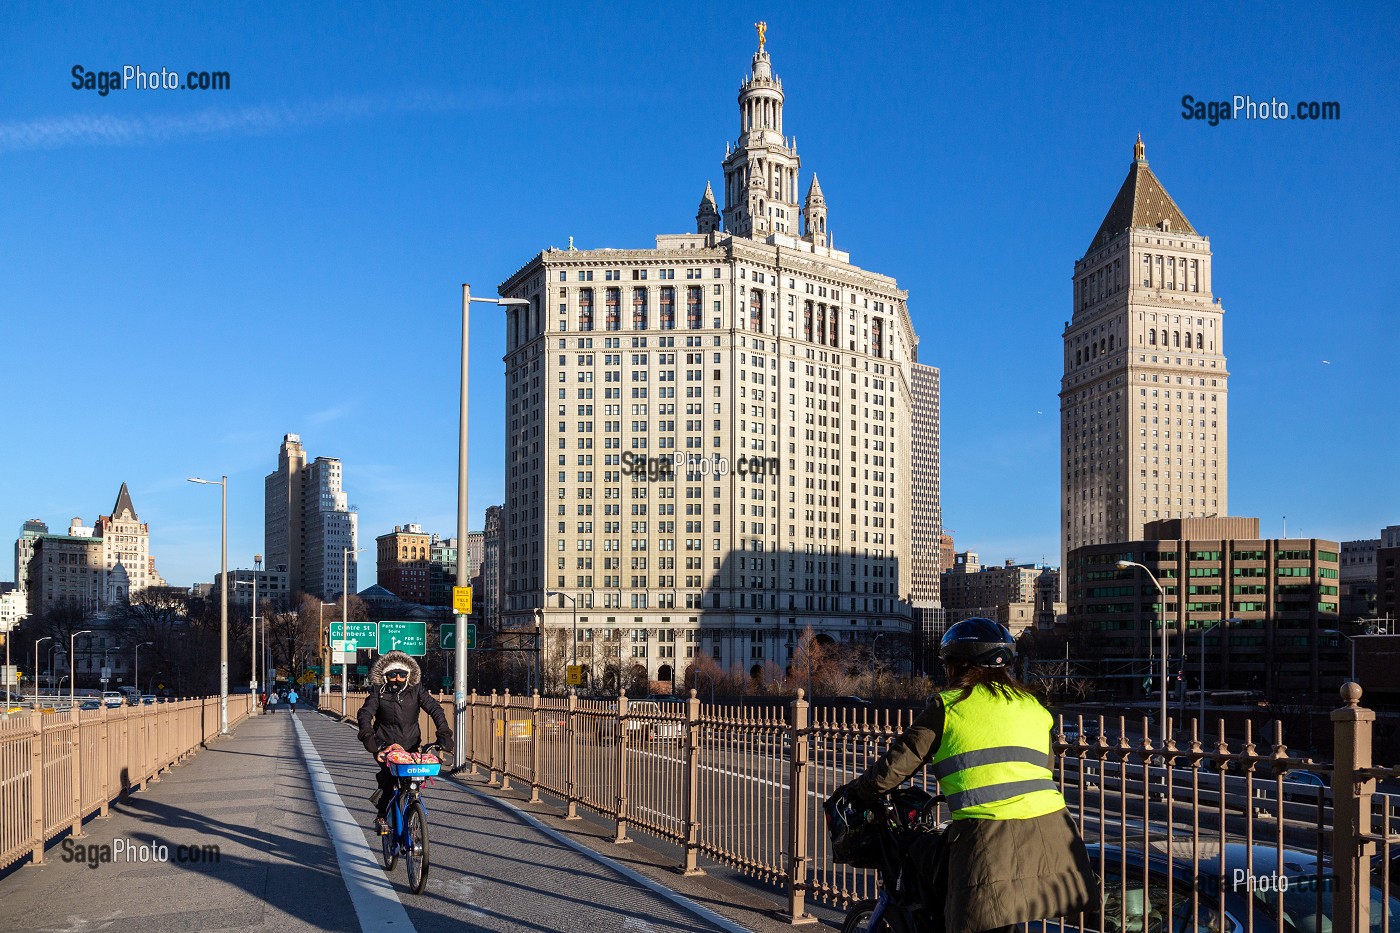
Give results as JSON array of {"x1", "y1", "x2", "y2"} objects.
[{"x1": 355, "y1": 651, "x2": 454, "y2": 756}]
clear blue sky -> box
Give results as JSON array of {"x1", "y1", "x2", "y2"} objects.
[{"x1": 2, "y1": 2, "x2": 1396, "y2": 588}]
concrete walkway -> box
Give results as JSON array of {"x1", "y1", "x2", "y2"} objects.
[{"x1": 0, "y1": 705, "x2": 784, "y2": 933}]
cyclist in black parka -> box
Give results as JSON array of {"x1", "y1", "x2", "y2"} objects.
[{"x1": 356, "y1": 650, "x2": 454, "y2": 834}]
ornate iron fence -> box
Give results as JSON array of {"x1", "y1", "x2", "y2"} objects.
[
  {"x1": 0, "y1": 694, "x2": 255, "y2": 870},
  {"x1": 323, "y1": 686, "x2": 1398, "y2": 931}
]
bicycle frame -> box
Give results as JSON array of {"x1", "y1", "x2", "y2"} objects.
[{"x1": 384, "y1": 777, "x2": 429, "y2": 854}]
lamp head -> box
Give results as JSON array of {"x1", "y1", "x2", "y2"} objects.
[{"x1": 1116, "y1": 560, "x2": 1133, "y2": 570}]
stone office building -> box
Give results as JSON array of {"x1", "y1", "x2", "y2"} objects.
[
  {"x1": 1066, "y1": 517, "x2": 1342, "y2": 698},
  {"x1": 493, "y1": 29, "x2": 927, "y2": 686},
  {"x1": 1062, "y1": 137, "x2": 1229, "y2": 569}
]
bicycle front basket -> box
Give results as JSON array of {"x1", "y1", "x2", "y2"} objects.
[{"x1": 386, "y1": 751, "x2": 442, "y2": 777}]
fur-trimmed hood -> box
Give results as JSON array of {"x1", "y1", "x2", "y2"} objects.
[{"x1": 369, "y1": 650, "x2": 422, "y2": 688}]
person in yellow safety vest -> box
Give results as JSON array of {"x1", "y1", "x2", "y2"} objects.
[{"x1": 839, "y1": 618, "x2": 1096, "y2": 933}]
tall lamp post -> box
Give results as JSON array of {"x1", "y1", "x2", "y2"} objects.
[
  {"x1": 456, "y1": 283, "x2": 530, "y2": 768},
  {"x1": 1117, "y1": 559, "x2": 1168, "y2": 744},
  {"x1": 318, "y1": 602, "x2": 338, "y2": 701},
  {"x1": 234, "y1": 577, "x2": 260, "y2": 712},
  {"x1": 341, "y1": 546, "x2": 368, "y2": 717},
  {"x1": 188, "y1": 475, "x2": 229, "y2": 734},
  {"x1": 69, "y1": 629, "x2": 93, "y2": 709},
  {"x1": 35, "y1": 636, "x2": 52, "y2": 697},
  {"x1": 546, "y1": 590, "x2": 578, "y2": 686},
  {"x1": 871, "y1": 632, "x2": 890, "y2": 694},
  {"x1": 134, "y1": 642, "x2": 153, "y2": 697},
  {"x1": 1193, "y1": 619, "x2": 1237, "y2": 728}
]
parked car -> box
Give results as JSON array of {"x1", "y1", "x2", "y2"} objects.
[
  {"x1": 600, "y1": 700, "x2": 684, "y2": 743},
  {"x1": 1065, "y1": 838, "x2": 1400, "y2": 933},
  {"x1": 1279, "y1": 769, "x2": 1332, "y2": 806}
]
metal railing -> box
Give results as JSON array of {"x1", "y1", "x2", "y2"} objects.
[
  {"x1": 324, "y1": 686, "x2": 1397, "y2": 931},
  {"x1": 0, "y1": 694, "x2": 254, "y2": 871}
]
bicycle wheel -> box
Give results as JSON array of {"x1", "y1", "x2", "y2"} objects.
[
  {"x1": 380, "y1": 800, "x2": 398, "y2": 871},
  {"x1": 404, "y1": 799, "x2": 430, "y2": 894},
  {"x1": 841, "y1": 898, "x2": 911, "y2": 933}
]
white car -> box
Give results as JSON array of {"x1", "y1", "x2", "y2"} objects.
[{"x1": 101, "y1": 691, "x2": 125, "y2": 708}]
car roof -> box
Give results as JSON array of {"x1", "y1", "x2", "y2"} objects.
[{"x1": 1092, "y1": 839, "x2": 1324, "y2": 878}]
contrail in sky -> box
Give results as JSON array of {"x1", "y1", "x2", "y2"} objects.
[{"x1": 0, "y1": 89, "x2": 538, "y2": 153}]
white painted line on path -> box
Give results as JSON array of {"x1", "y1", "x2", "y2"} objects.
[
  {"x1": 445, "y1": 777, "x2": 755, "y2": 933},
  {"x1": 293, "y1": 716, "x2": 418, "y2": 932}
]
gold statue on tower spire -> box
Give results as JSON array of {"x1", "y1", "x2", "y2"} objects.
[{"x1": 756, "y1": 21, "x2": 767, "y2": 50}]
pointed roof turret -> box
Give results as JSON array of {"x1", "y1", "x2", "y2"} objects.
[
  {"x1": 700, "y1": 180, "x2": 718, "y2": 212},
  {"x1": 112, "y1": 482, "x2": 137, "y2": 520},
  {"x1": 697, "y1": 180, "x2": 721, "y2": 234},
  {"x1": 805, "y1": 173, "x2": 825, "y2": 204},
  {"x1": 1086, "y1": 136, "x2": 1195, "y2": 253}
]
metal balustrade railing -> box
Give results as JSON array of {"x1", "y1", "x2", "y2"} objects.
[
  {"x1": 0, "y1": 694, "x2": 254, "y2": 870},
  {"x1": 321, "y1": 686, "x2": 1397, "y2": 931}
]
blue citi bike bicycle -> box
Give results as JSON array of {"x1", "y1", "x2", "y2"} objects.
[{"x1": 379, "y1": 742, "x2": 443, "y2": 894}]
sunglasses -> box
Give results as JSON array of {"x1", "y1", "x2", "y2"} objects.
[{"x1": 385, "y1": 671, "x2": 408, "y2": 680}]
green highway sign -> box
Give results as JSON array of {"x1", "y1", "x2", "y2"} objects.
[
  {"x1": 329, "y1": 621, "x2": 377, "y2": 650},
  {"x1": 440, "y1": 622, "x2": 477, "y2": 650},
  {"x1": 378, "y1": 621, "x2": 427, "y2": 656}
]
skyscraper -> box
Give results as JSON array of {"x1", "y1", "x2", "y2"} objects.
[
  {"x1": 265, "y1": 434, "x2": 306, "y2": 593},
  {"x1": 1061, "y1": 137, "x2": 1229, "y2": 566},
  {"x1": 264, "y1": 434, "x2": 358, "y2": 600},
  {"x1": 496, "y1": 27, "x2": 922, "y2": 685},
  {"x1": 94, "y1": 483, "x2": 157, "y2": 602}
]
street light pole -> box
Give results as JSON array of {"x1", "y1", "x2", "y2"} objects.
[
  {"x1": 35, "y1": 636, "x2": 52, "y2": 698},
  {"x1": 189, "y1": 475, "x2": 229, "y2": 734},
  {"x1": 456, "y1": 284, "x2": 531, "y2": 768},
  {"x1": 341, "y1": 546, "x2": 367, "y2": 717},
  {"x1": 1118, "y1": 559, "x2": 1167, "y2": 745},
  {"x1": 547, "y1": 590, "x2": 579, "y2": 681},
  {"x1": 134, "y1": 642, "x2": 153, "y2": 697},
  {"x1": 1194, "y1": 619, "x2": 1239, "y2": 728},
  {"x1": 69, "y1": 629, "x2": 92, "y2": 709},
  {"x1": 234, "y1": 576, "x2": 260, "y2": 712}
]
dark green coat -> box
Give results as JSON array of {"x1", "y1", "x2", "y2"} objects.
[{"x1": 853, "y1": 688, "x2": 1097, "y2": 933}]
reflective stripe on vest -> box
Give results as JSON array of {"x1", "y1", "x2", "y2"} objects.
[{"x1": 932, "y1": 686, "x2": 1066, "y2": 820}]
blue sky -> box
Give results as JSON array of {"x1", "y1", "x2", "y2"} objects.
[{"x1": 2, "y1": 2, "x2": 1396, "y2": 588}]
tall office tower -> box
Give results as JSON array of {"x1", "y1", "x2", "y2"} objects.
[
  {"x1": 1061, "y1": 136, "x2": 1228, "y2": 567},
  {"x1": 264, "y1": 435, "x2": 357, "y2": 600},
  {"x1": 265, "y1": 434, "x2": 307, "y2": 594},
  {"x1": 481, "y1": 506, "x2": 503, "y2": 628},
  {"x1": 910, "y1": 363, "x2": 942, "y2": 608},
  {"x1": 302, "y1": 457, "x2": 357, "y2": 600},
  {"x1": 14, "y1": 519, "x2": 49, "y2": 592},
  {"x1": 94, "y1": 483, "x2": 158, "y2": 602},
  {"x1": 496, "y1": 27, "x2": 921, "y2": 685},
  {"x1": 910, "y1": 363, "x2": 943, "y2": 663}
]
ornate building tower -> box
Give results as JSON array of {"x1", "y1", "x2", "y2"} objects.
[
  {"x1": 801, "y1": 174, "x2": 828, "y2": 248},
  {"x1": 721, "y1": 22, "x2": 803, "y2": 239},
  {"x1": 1061, "y1": 137, "x2": 1229, "y2": 565},
  {"x1": 696, "y1": 181, "x2": 720, "y2": 235}
]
